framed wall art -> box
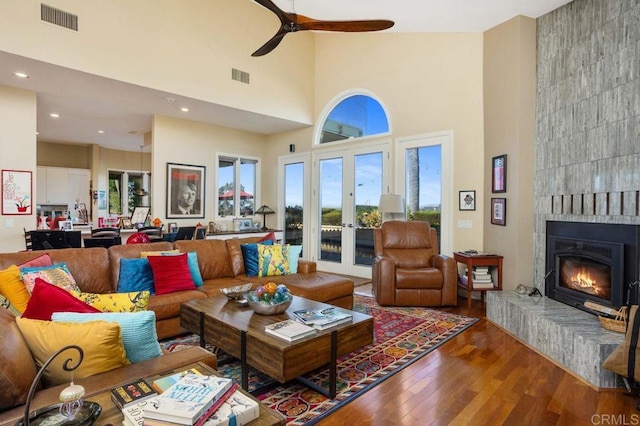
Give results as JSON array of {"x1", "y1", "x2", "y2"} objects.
[
  {"x1": 491, "y1": 198, "x2": 506, "y2": 226},
  {"x1": 459, "y1": 190, "x2": 476, "y2": 211},
  {"x1": 167, "y1": 163, "x2": 205, "y2": 219},
  {"x1": 492, "y1": 154, "x2": 507, "y2": 193},
  {"x1": 2, "y1": 169, "x2": 32, "y2": 215}
]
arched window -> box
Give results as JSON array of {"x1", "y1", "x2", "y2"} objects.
[{"x1": 317, "y1": 93, "x2": 389, "y2": 144}]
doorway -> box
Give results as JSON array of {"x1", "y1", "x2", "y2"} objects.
[{"x1": 313, "y1": 142, "x2": 390, "y2": 277}]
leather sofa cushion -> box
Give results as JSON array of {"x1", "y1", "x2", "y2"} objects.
[
  {"x1": 174, "y1": 240, "x2": 234, "y2": 280},
  {"x1": 0, "y1": 248, "x2": 113, "y2": 294},
  {"x1": 395, "y1": 268, "x2": 443, "y2": 289},
  {"x1": 0, "y1": 309, "x2": 37, "y2": 411},
  {"x1": 225, "y1": 237, "x2": 261, "y2": 276}
]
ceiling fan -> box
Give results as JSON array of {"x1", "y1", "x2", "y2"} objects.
[{"x1": 252, "y1": 0, "x2": 394, "y2": 57}]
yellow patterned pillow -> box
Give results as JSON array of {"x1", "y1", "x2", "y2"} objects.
[
  {"x1": 258, "y1": 244, "x2": 290, "y2": 277},
  {"x1": 0, "y1": 265, "x2": 31, "y2": 313},
  {"x1": 140, "y1": 250, "x2": 180, "y2": 258},
  {"x1": 15, "y1": 317, "x2": 129, "y2": 387},
  {"x1": 71, "y1": 290, "x2": 150, "y2": 312}
]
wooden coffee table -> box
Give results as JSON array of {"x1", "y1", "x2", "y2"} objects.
[
  {"x1": 181, "y1": 295, "x2": 374, "y2": 398},
  {"x1": 81, "y1": 362, "x2": 284, "y2": 425}
]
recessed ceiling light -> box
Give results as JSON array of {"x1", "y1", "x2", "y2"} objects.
[
  {"x1": 97, "y1": 130, "x2": 105, "y2": 134},
  {"x1": 181, "y1": 107, "x2": 189, "y2": 112},
  {"x1": 49, "y1": 113, "x2": 60, "y2": 118},
  {"x1": 14, "y1": 72, "x2": 29, "y2": 79}
]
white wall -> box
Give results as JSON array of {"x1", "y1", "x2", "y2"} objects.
[{"x1": 0, "y1": 85, "x2": 37, "y2": 252}]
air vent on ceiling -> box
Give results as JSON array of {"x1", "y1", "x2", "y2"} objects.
[
  {"x1": 232, "y1": 68, "x2": 250, "y2": 84},
  {"x1": 41, "y1": 3, "x2": 78, "y2": 31}
]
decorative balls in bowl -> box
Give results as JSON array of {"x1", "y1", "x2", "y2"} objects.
[{"x1": 247, "y1": 282, "x2": 292, "y2": 315}]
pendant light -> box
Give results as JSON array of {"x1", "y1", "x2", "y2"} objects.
[{"x1": 134, "y1": 145, "x2": 149, "y2": 197}]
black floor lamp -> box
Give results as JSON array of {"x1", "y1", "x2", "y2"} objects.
[{"x1": 255, "y1": 205, "x2": 275, "y2": 230}]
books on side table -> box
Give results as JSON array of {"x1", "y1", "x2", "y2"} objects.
[
  {"x1": 293, "y1": 307, "x2": 353, "y2": 330},
  {"x1": 141, "y1": 373, "x2": 234, "y2": 425},
  {"x1": 264, "y1": 319, "x2": 317, "y2": 341}
]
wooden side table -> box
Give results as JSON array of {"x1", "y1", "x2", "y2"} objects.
[{"x1": 453, "y1": 252, "x2": 503, "y2": 309}]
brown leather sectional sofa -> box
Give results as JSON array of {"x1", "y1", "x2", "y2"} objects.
[
  {"x1": 0, "y1": 237, "x2": 354, "y2": 340},
  {"x1": 0, "y1": 236, "x2": 354, "y2": 424}
]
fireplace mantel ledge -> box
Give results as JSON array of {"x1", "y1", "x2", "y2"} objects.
[{"x1": 486, "y1": 291, "x2": 624, "y2": 389}]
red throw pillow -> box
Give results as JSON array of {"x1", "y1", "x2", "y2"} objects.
[
  {"x1": 147, "y1": 253, "x2": 196, "y2": 295},
  {"x1": 258, "y1": 231, "x2": 276, "y2": 243},
  {"x1": 22, "y1": 278, "x2": 100, "y2": 321},
  {"x1": 17, "y1": 253, "x2": 53, "y2": 269}
]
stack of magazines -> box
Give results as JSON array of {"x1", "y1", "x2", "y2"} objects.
[{"x1": 293, "y1": 307, "x2": 353, "y2": 330}]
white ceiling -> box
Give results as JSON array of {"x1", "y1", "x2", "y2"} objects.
[{"x1": 0, "y1": 0, "x2": 572, "y2": 152}]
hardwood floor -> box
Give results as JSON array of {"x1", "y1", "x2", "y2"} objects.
[{"x1": 317, "y1": 297, "x2": 638, "y2": 425}]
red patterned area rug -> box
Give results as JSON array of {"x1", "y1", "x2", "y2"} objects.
[{"x1": 161, "y1": 295, "x2": 478, "y2": 425}]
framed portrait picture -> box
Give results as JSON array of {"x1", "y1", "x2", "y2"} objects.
[
  {"x1": 120, "y1": 217, "x2": 132, "y2": 229},
  {"x1": 166, "y1": 163, "x2": 205, "y2": 219},
  {"x1": 168, "y1": 222, "x2": 178, "y2": 233},
  {"x1": 491, "y1": 198, "x2": 506, "y2": 226},
  {"x1": 59, "y1": 220, "x2": 73, "y2": 231},
  {"x1": 2, "y1": 169, "x2": 32, "y2": 215},
  {"x1": 492, "y1": 154, "x2": 507, "y2": 193},
  {"x1": 459, "y1": 190, "x2": 476, "y2": 211}
]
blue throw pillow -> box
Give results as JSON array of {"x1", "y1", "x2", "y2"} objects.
[
  {"x1": 241, "y1": 240, "x2": 274, "y2": 277},
  {"x1": 51, "y1": 311, "x2": 162, "y2": 363},
  {"x1": 161, "y1": 252, "x2": 203, "y2": 287},
  {"x1": 118, "y1": 258, "x2": 154, "y2": 293},
  {"x1": 288, "y1": 245, "x2": 303, "y2": 273}
]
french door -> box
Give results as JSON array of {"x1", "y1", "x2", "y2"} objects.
[{"x1": 313, "y1": 142, "x2": 390, "y2": 277}]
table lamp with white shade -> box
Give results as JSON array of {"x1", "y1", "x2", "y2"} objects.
[{"x1": 378, "y1": 194, "x2": 405, "y2": 222}]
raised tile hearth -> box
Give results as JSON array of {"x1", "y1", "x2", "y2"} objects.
[{"x1": 486, "y1": 291, "x2": 624, "y2": 389}]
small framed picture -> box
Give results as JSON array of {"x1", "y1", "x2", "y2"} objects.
[
  {"x1": 492, "y1": 154, "x2": 507, "y2": 193},
  {"x1": 120, "y1": 218, "x2": 132, "y2": 229},
  {"x1": 491, "y1": 198, "x2": 506, "y2": 226},
  {"x1": 168, "y1": 222, "x2": 178, "y2": 233},
  {"x1": 459, "y1": 190, "x2": 476, "y2": 211},
  {"x1": 59, "y1": 220, "x2": 73, "y2": 231}
]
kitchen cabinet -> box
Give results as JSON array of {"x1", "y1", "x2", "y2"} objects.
[{"x1": 37, "y1": 167, "x2": 90, "y2": 220}]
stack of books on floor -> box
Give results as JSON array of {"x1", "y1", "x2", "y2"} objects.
[
  {"x1": 116, "y1": 372, "x2": 259, "y2": 426},
  {"x1": 293, "y1": 307, "x2": 353, "y2": 330},
  {"x1": 471, "y1": 266, "x2": 494, "y2": 289}
]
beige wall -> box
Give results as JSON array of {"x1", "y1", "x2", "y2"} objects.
[
  {"x1": 277, "y1": 31, "x2": 487, "y2": 253},
  {"x1": 483, "y1": 16, "x2": 536, "y2": 290},
  {"x1": 150, "y1": 115, "x2": 268, "y2": 227},
  {"x1": 0, "y1": 0, "x2": 315, "y2": 126},
  {"x1": 37, "y1": 141, "x2": 91, "y2": 168},
  {"x1": 0, "y1": 85, "x2": 37, "y2": 251}
]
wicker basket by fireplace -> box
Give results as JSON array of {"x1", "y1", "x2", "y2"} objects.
[{"x1": 599, "y1": 306, "x2": 627, "y2": 333}]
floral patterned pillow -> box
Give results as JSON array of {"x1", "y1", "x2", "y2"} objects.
[
  {"x1": 71, "y1": 290, "x2": 150, "y2": 313},
  {"x1": 20, "y1": 263, "x2": 79, "y2": 295},
  {"x1": 258, "y1": 244, "x2": 290, "y2": 277}
]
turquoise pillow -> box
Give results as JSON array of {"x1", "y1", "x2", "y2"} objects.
[
  {"x1": 241, "y1": 240, "x2": 274, "y2": 277},
  {"x1": 161, "y1": 252, "x2": 203, "y2": 287},
  {"x1": 51, "y1": 311, "x2": 162, "y2": 363},
  {"x1": 288, "y1": 245, "x2": 303, "y2": 273},
  {"x1": 118, "y1": 258, "x2": 154, "y2": 293}
]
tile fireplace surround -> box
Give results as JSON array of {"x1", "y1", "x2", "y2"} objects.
[{"x1": 487, "y1": 291, "x2": 623, "y2": 388}]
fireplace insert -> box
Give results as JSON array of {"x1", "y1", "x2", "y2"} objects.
[{"x1": 545, "y1": 221, "x2": 640, "y2": 314}]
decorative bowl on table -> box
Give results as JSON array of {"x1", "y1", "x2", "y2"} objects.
[
  {"x1": 219, "y1": 283, "x2": 253, "y2": 300},
  {"x1": 246, "y1": 283, "x2": 293, "y2": 315}
]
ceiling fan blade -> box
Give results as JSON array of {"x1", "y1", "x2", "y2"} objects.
[
  {"x1": 252, "y1": 29, "x2": 288, "y2": 57},
  {"x1": 298, "y1": 18, "x2": 395, "y2": 32},
  {"x1": 253, "y1": 0, "x2": 289, "y2": 22}
]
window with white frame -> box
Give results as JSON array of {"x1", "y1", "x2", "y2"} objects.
[
  {"x1": 318, "y1": 94, "x2": 390, "y2": 144},
  {"x1": 108, "y1": 170, "x2": 150, "y2": 216},
  {"x1": 217, "y1": 155, "x2": 258, "y2": 217}
]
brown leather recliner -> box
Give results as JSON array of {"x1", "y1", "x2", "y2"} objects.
[{"x1": 372, "y1": 221, "x2": 457, "y2": 306}]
